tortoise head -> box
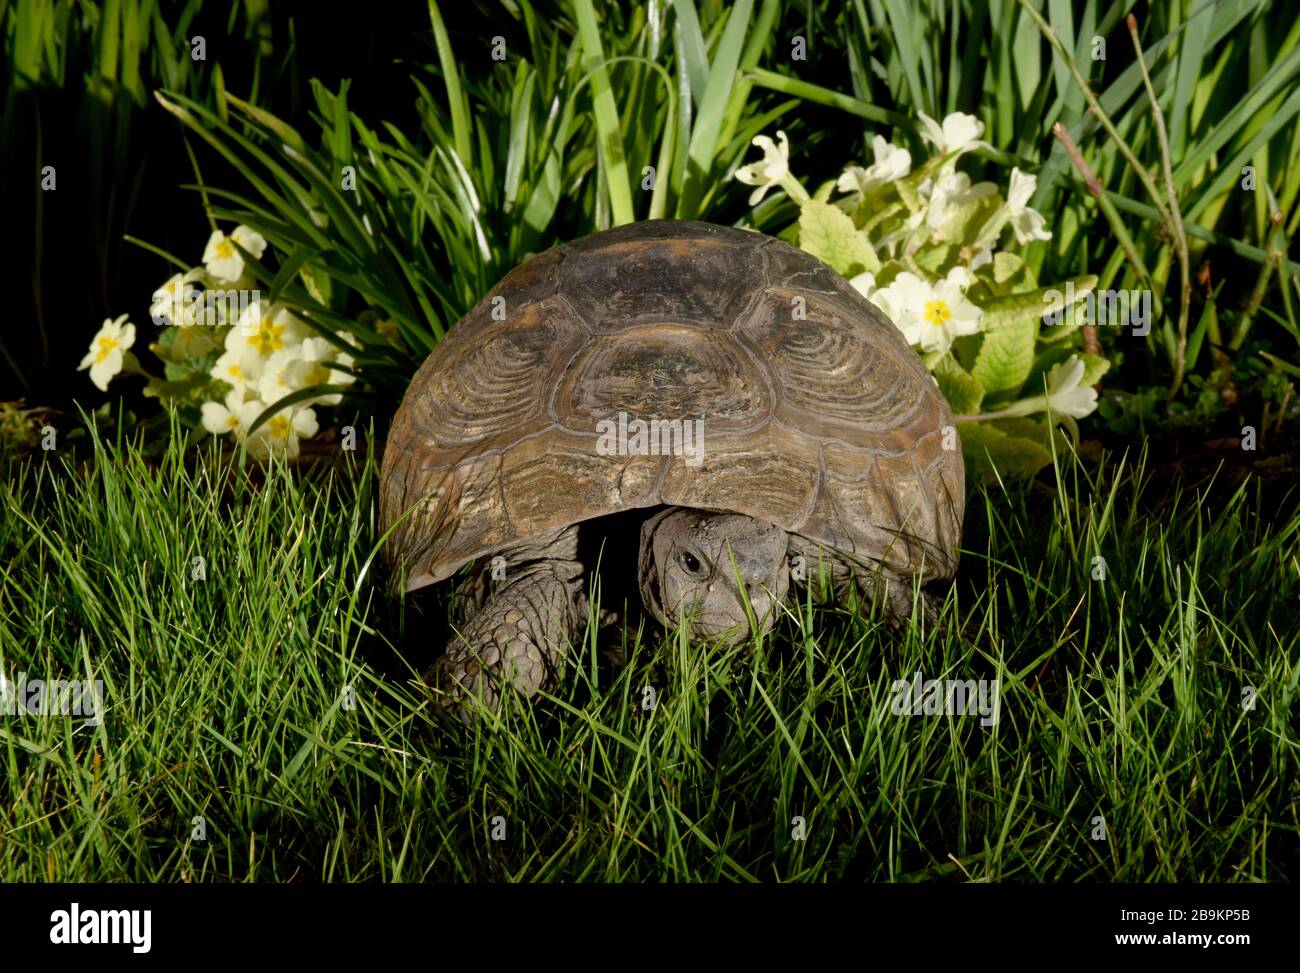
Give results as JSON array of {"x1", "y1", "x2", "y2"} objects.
[{"x1": 638, "y1": 508, "x2": 790, "y2": 642}]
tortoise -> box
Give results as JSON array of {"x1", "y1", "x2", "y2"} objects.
[{"x1": 380, "y1": 219, "x2": 964, "y2": 711}]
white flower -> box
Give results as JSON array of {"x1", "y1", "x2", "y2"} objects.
[
  {"x1": 257, "y1": 349, "x2": 299, "y2": 404},
  {"x1": 870, "y1": 268, "x2": 982, "y2": 353},
  {"x1": 211, "y1": 346, "x2": 264, "y2": 393},
  {"x1": 246, "y1": 406, "x2": 319, "y2": 460},
  {"x1": 200, "y1": 390, "x2": 258, "y2": 436},
  {"x1": 230, "y1": 300, "x2": 309, "y2": 360},
  {"x1": 288, "y1": 337, "x2": 357, "y2": 405},
  {"x1": 837, "y1": 135, "x2": 912, "y2": 196},
  {"x1": 917, "y1": 111, "x2": 990, "y2": 159},
  {"x1": 78, "y1": 315, "x2": 136, "y2": 391},
  {"x1": 202, "y1": 225, "x2": 267, "y2": 284},
  {"x1": 1006, "y1": 167, "x2": 1052, "y2": 244},
  {"x1": 200, "y1": 400, "x2": 236, "y2": 436},
  {"x1": 150, "y1": 270, "x2": 203, "y2": 326},
  {"x1": 169, "y1": 323, "x2": 220, "y2": 359},
  {"x1": 925, "y1": 169, "x2": 998, "y2": 228},
  {"x1": 333, "y1": 346, "x2": 358, "y2": 383},
  {"x1": 1043, "y1": 355, "x2": 1097, "y2": 418},
  {"x1": 848, "y1": 271, "x2": 878, "y2": 301},
  {"x1": 734, "y1": 131, "x2": 791, "y2": 205},
  {"x1": 256, "y1": 335, "x2": 356, "y2": 407}
]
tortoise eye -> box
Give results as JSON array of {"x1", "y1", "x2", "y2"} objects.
[{"x1": 679, "y1": 551, "x2": 703, "y2": 575}]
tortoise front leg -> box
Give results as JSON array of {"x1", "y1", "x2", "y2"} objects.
[{"x1": 435, "y1": 526, "x2": 585, "y2": 714}]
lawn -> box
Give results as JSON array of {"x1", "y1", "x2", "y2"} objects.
[{"x1": 2, "y1": 423, "x2": 1295, "y2": 881}]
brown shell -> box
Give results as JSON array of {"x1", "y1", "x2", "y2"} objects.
[{"x1": 380, "y1": 220, "x2": 963, "y2": 592}]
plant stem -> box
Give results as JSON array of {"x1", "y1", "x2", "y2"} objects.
[
  {"x1": 1082, "y1": 179, "x2": 1300, "y2": 277},
  {"x1": 1231, "y1": 211, "x2": 1284, "y2": 351},
  {"x1": 1017, "y1": 0, "x2": 1172, "y2": 233},
  {"x1": 1051, "y1": 123, "x2": 1161, "y2": 320},
  {"x1": 778, "y1": 174, "x2": 810, "y2": 205},
  {"x1": 1127, "y1": 14, "x2": 1191, "y2": 400}
]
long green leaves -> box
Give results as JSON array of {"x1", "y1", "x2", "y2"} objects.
[
  {"x1": 677, "y1": 0, "x2": 753, "y2": 217},
  {"x1": 572, "y1": 0, "x2": 635, "y2": 225},
  {"x1": 427, "y1": 0, "x2": 474, "y2": 170},
  {"x1": 828, "y1": 0, "x2": 1299, "y2": 394}
]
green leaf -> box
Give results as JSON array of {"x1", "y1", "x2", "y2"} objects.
[
  {"x1": 970, "y1": 249, "x2": 1037, "y2": 302},
  {"x1": 270, "y1": 248, "x2": 320, "y2": 304},
  {"x1": 933, "y1": 355, "x2": 985, "y2": 414},
  {"x1": 932, "y1": 192, "x2": 1001, "y2": 246},
  {"x1": 503, "y1": 64, "x2": 535, "y2": 211},
  {"x1": 798, "y1": 199, "x2": 879, "y2": 277},
  {"x1": 993, "y1": 251, "x2": 1024, "y2": 284},
  {"x1": 142, "y1": 372, "x2": 216, "y2": 403},
  {"x1": 959, "y1": 421, "x2": 1053, "y2": 481},
  {"x1": 1169, "y1": 0, "x2": 1212, "y2": 159},
  {"x1": 225, "y1": 93, "x2": 308, "y2": 154},
  {"x1": 881, "y1": 0, "x2": 929, "y2": 112},
  {"x1": 970, "y1": 310, "x2": 1038, "y2": 396},
  {"x1": 895, "y1": 178, "x2": 921, "y2": 213},
  {"x1": 679, "y1": 0, "x2": 753, "y2": 218},
  {"x1": 573, "y1": 0, "x2": 635, "y2": 225},
  {"x1": 745, "y1": 68, "x2": 924, "y2": 137},
  {"x1": 1078, "y1": 352, "x2": 1110, "y2": 386},
  {"x1": 294, "y1": 262, "x2": 331, "y2": 309},
  {"x1": 912, "y1": 242, "x2": 955, "y2": 277},
  {"x1": 991, "y1": 416, "x2": 1052, "y2": 442},
  {"x1": 1038, "y1": 318, "x2": 1081, "y2": 343},
  {"x1": 981, "y1": 274, "x2": 1098, "y2": 330},
  {"x1": 247, "y1": 385, "x2": 357, "y2": 435},
  {"x1": 671, "y1": 0, "x2": 711, "y2": 105},
  {"x1": 427, "y1": 1, "x2": 473, "y2": 170},
  {"x1": 522, "y1": 151, "x2": 562, "y2": 239},
  {"x1": 162, "y1": 359, "x2": 191, "y2": 381}
]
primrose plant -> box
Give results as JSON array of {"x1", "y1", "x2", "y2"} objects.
[
  {"x1": 80, "y1": 225, "x2": 360, "y2": 459},
  {"x1": 735, "y1": 112, "x2": 1107, "y2": 479}
]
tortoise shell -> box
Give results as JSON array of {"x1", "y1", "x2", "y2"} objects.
[{"x1": 380, "y1": 220, "x2": 964, "y2": 592}]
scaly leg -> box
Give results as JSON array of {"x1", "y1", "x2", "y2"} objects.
[{"x1": 435, "y1": 525, "x2": 585, "y2": 714}]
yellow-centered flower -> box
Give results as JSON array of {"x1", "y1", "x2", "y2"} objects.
[
  {"x1": 78, "y1": 315, "x2": 136, "y2": 391},
  {"x1": 924, "y1": 300, "x2": 952, "y2": 327}
]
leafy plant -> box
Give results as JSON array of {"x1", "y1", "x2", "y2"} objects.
[
  {"x1": 737, "y1": 0, "x2": 1300, "y2": 408},
  {"x1": 737, "y1": 116, "x2": 1105, "y2": 479}
]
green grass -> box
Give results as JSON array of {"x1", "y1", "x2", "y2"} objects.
[{"x1": 0, "y1": 421, "x2": 1297, "y2": 881}]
